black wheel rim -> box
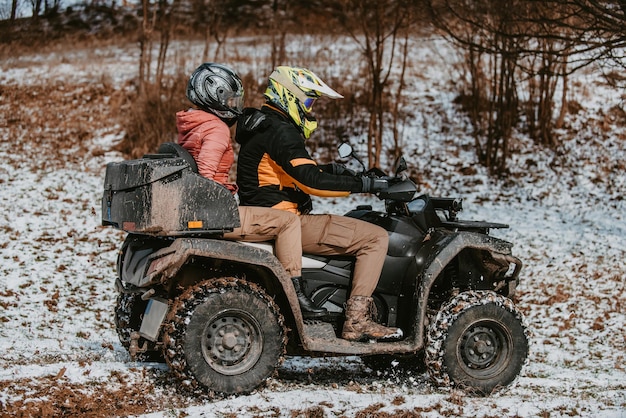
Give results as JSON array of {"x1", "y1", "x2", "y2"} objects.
[
  {"x1": 201, "y1": 309, "x2": 263, "y2": 376},
  {"x1": 458, "y1": 320, "x2": 511, "y2": 379}
]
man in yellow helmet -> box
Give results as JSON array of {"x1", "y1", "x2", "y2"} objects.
[{"x1": 235, "y1": 66, "x2": 402, "y2": 342}]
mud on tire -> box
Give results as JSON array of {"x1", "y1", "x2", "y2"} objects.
[
  {"x1": 163, "y1": 277, "x2": 287, "y2": 395},
  {"x1": 114, "y1": 291, "x2": 164, "y2": 362},
  {"x1": 425, "y1": 290, "x2": 529, "y2": 396}
]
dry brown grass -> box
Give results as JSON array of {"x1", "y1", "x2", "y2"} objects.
[
  {"x1": 0, "y1": 372, "x2": 187, "y2": 417},
  {"x1": 0, "y1": 82, "x2": 124, "y2": 168}
]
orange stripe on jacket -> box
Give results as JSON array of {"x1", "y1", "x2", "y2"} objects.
[
  {"x1": 258, "y1": 153, "x2": 281, "y2": 187},
  {"x1": 259, "y1": 154, "x2": 351, "y2": 199},
  {"x1": 290, "y1": 158, "x2": 317, "y2": 167}
]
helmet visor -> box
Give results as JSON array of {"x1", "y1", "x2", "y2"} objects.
[
  {"x1": 226, "y1": 93, "x2": 244, "y2": 115},
  {"x1": 301, "y1": 96, "x2": 317, "y2": 113}
]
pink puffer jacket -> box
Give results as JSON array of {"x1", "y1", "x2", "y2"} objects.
[{"x1": 176, "y1": 109, "x2": 237, "y2": 192}]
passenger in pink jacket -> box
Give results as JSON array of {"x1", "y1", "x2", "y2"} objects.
[
  {"x1": 177, "y1": 109, "x2": 237, "y2": 192},
  {"x1": 176, "y1": 63, "x2": 326, "y2": 319}
]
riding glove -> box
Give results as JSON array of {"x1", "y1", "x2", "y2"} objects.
[{"x1": 360, "y1": 177, "x2": 389, "y2": 193}]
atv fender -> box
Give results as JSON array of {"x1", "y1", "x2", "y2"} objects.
[
  {"x1": 412, "y1": 231, "x2": 522, "y2": 344},
  {"x1": 137, "y1": 237, "x2": 310, "y2": 332}
]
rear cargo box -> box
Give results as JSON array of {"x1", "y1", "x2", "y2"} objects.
[{"x1": 102, "y1": 154, "x2": 240, "y2": 235}]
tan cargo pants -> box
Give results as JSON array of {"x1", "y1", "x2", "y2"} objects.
[
  {"x1": 224, "y1": 209, "x2": 388, "y2": 297},
  {"x1": 300, "y1": 214, "x2": 389, "y2": 297},
  {"x1": 223, "y1": 206, "x2": 303, "y2": 277}
]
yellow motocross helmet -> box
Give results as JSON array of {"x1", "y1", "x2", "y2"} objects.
[{"x1": 264, "y1": 66, "x2": 343, "y2": 138}]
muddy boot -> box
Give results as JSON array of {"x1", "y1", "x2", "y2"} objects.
[
  {"x1": 341, "y1": 296, "x2": 403, "y2": 341},
  {"x1": 292, "y1": 276, "x2": 328, "y2": 319}
]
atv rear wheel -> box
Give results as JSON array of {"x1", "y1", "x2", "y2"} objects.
[
  {"x1": 426, "y1": 291, "x2": 529, "y2": 395},
  {"x1": 163, "y1": 278, "x2": 286, "y2": 395},
  {"x1": 114, "y1": 291, "x2": 164, "y2": 362}
]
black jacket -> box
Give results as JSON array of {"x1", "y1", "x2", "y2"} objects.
[{"x1": 235, "y1": 105, "x2": 363, "y2": 213}]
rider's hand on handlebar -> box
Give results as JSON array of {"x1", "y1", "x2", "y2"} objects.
[
  {"x1": 360, "y1": 177, "x2": 389, "y2": 193},
  {"x1": 364, "y1": 167, "x2": 387, "y2": 178}
]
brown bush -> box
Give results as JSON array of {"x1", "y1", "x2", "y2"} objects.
[{"x1": 114, "y1": 74, "x2": 188, "y2": 159}]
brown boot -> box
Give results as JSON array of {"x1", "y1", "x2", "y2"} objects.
[{"x1": 341, "y1": 296, "x2": 403, "y2": 341}]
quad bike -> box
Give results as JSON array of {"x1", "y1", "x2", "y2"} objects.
[{"x1": 102, "y1": 142, "x2": 529, "y2": 396}]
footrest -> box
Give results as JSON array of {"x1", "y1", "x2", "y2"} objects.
[{"x1": 303, "y1": 320, "x2": 337, "y2": 340}]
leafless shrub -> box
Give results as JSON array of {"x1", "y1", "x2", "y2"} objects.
[
  {"x1": 426, "y1": 0, "x2": 626, "y2": 175},
  {"x1": 115, "y1": 75, "x2": 187, "y2": 158}
]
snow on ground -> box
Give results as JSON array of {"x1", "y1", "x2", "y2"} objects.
[{"x1": 0, "y1": 34, "x2": 625, "y2": 417}]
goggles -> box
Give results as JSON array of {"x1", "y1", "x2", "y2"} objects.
[{"x1": 301, "y1": 96, "x2": 317, "y2": 113}]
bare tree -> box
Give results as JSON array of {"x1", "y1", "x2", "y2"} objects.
[
  {"x1": 390, "y1": 29, "x2": 411, "y2": 164},
  {"x1": 138, "y1": 0, "x2": 182, "y2": 92},
  {"x1": 426, "y1": 0, "x2": 625, "y2": 174},
  {"x1": 568, "y1": 0, "x2": 626, "y2": 86},
  {"x1": 268, "y1": 0, "x2": 288, "y2": 69},
  {"x1": 330, "y1": 0, "x2": 413, "y2": 169},
  {"x1": 155, "y1": 0, "x2": 180, "y2": 88},
  {"x1": 187, "y1": 0, "x2": 231, "y2": 61},
  {"x1": 30, "y1": 0, "x2": 42, "y2": 20},
  {"x1": 427, "y1": 0, "x2": 522, "y2": 174},
  {"x1": 138, "y1": 0, "x2": 157, "y2": 94},
  {"x1": 11, "y1": 0, "x2": 18, "y2": 21}
]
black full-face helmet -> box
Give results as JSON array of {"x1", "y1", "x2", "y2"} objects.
[{"x1": 186, "y1": 63, "x2": 244, "y2": 124}]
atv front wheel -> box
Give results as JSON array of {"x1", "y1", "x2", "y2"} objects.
[
  {"x1": 426, "y1": 291, "x2": 529, "y2": 395},
  {"x1": 115, "y1": 291, "x2": 164, "y2": 362},
  {"x1": 163, "y1": 278, "x2": 286, "y2": 395}
]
